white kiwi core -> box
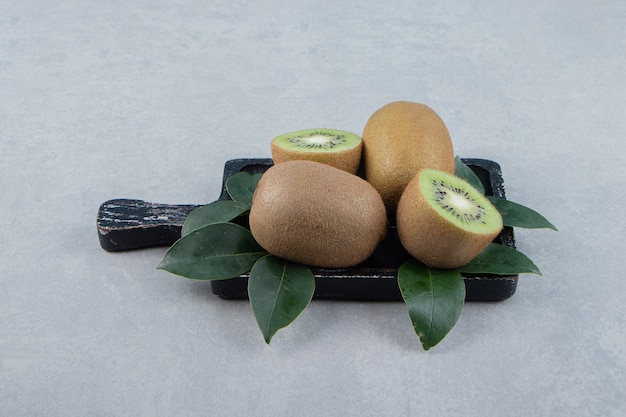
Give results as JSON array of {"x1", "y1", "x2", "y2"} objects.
[
  {"x1": 305, "y1": 134, "x2": 340, "y2": 145},
  {"x1": 273, "y1": 129, "x2": 361, "y2": 152}
]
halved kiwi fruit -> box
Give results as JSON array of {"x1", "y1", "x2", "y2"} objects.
[
  {"x1": 396, "y1": 168, "x2": 503, "y2": 269},
  {"x1": 271, "y1": 128, "x2": 363, "y2": 174}
]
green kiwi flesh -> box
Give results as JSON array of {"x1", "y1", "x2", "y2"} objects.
[
  {"x1": 273, "y1": 128, "x2": 360, "y2": 151},
  {"x1": 424, "y1": 171, "x2": 501, "y2": 234}
]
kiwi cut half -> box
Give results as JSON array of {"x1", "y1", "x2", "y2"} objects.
[
  {"x1": 397, "y1": 169, "x2": 503, "y2": 269},
  {"x1": 271, "y1": 128, "x2": 363, "y2": 174}
]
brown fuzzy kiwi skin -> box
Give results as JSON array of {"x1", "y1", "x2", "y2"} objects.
[
  {"x1": 396, "y1": 170, "x2": 503, "y2": 269},
  {"x1": 362, "y1": 101, "x2": 455, "y2": 212},
  {"x1": 249, "y1": 160, "x2": 387, "y2": 268},
  {"x1": 271, "y1": 139, "x2": 363, "y2": 174}
]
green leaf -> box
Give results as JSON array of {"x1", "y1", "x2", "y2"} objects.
[
  {"x1": 158, "y1": 222, "x2": 266, "y2": 280},
  {"x1": 458, "y1": 243, "x2": 542, "y2": 276},
  {"x1": 226, "y1": 172, "x2": 263, "y2": 205},
  {"x1": 454, "y1": 156, "x2": 485, "y2": 195},
  {"x1": 181, "y1": 200, "x2": 251, "y2": 237},
  {"x1": 248, "y1": 255, "x2": 315, "y2": 344},
  {"x1": 398, "y1": 260, "x2": 466, "y2": 351},
  {"x1": 487, "y1": 196, "x2": 557, "y2": 231}
]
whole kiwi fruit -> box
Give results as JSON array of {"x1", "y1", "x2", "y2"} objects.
[
  {"x1": 396, "y1": 168, "x2": 503, "y2": 269},
  {"x1": 249, "y1": 160, "x2": 387, "y2": 268},
  {"x1": 271, "y1": 128, "x2": 363, "y2": 174},
  {"x1": 361, "y1": 101, "x2": 455, "y2": 212}
]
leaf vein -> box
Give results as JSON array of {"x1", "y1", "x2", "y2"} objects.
[
  {"x1": 428, "y1": 270, "x2": 435, "y2": 338},
  {"x1": 265, "y1": 262, "x2": 288, "y2": 338}
]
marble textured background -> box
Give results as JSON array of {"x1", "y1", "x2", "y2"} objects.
[{"x1": 1, "y1": 0, "x2": 625, "y2": 416}]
